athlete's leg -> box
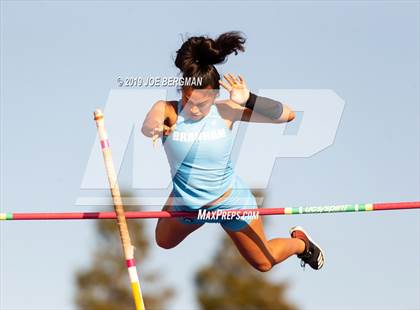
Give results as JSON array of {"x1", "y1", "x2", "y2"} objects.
[
  {"x1": 223, "y1": 217, "x2": 306, "y2": 272},
  {"x1": 155, "y1": 194, "x2": 203, "y2": 249}
]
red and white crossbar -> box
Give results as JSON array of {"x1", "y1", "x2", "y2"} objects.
[{"x1": 1, "y1": 201, "x2": 419, "y2": 221}]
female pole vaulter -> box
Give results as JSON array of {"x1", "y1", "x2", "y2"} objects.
[{"x1": 141, "y1": 32, "x2": 325, "y2": 271}]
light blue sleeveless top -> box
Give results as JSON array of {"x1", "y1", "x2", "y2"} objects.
[{"x1": 162, "y1": 100, "x2": 235, "y2": 209}]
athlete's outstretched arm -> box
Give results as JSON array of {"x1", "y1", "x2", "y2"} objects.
[
  {"x1": 141, "y1": 100, "x2": 167, "y2": 137},
  {"x1": 236, "y1": 100, "x2": 295, "y2": 123},
  {"x1": 219, "y1": 73, "x2": 295, "y2": 124},
  {"x1": 141, "y1": 100, "x2": 176, "y2": 144}
]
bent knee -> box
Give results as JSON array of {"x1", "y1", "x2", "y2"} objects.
[
  {"x1": 156, "y1": 240, "x2": 177, "y2": 249},
  {"x1": 155, "y1": 235, "x2": 177, "y2": 249},
  {"x1": 252, "y1": 261, "x2": 273, "y2": 272},
  {"x1": 155, "y1": 228, "x2": 178, "y2": 249}
]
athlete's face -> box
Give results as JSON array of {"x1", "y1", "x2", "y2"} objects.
[{"x1": 182, "y1": 87, "x2": 217, "y2": 120}]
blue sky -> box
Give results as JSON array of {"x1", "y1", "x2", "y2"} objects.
[{"x1": 1, "y1": 1, "x2": 419, "y2": 309}]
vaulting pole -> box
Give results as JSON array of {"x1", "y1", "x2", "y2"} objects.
[
  {"x1": 93, "y1": 109, "x2": 144, "y2": 310},
  {"x1": 1, "y1": 201, "x2": 419, "y2": 220}
]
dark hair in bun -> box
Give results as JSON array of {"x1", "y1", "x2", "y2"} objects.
[{"x1": 175, "y1": 31, "x2": 246, "y2": 90}]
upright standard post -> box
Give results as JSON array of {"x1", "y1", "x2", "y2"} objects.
[{"x1": 94, "y1": 109, "x2": 145, "y2": 310}]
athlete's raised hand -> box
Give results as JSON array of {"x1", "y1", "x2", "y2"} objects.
[
  {"x1": 219, "y1": 73, "x2": 250, "y2": 105},
  {"x1": 152, "y1": 124, "x2": 176, "y2": 147}
]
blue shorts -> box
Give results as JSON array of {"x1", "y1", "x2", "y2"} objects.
[{"x1": 172, "y1": 176, "x2": 258, "y2": 232}]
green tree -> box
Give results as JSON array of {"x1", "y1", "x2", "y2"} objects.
[
  {"x1": 195, "y1": 190, "x2": 298, "y2": 310},
  {"x1": 74, "y1": 193, "x2": 173, "y2": 310}
]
